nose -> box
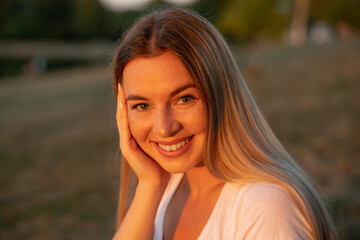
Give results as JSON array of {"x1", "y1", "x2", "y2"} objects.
[{"x1": 153, "y1": 107, "x2": 182, "y2": 138}]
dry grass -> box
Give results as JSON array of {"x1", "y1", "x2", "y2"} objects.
[
  {"x1": 0, "y1": 67, "x2": 120, "y2": 239},
  {"x1": 0, "y1": 39, "x2": 359, "y2": 239}
]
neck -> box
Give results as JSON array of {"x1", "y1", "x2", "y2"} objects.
[{"x1": 185, "y1": 165, "x2": 224, "y2": 199}]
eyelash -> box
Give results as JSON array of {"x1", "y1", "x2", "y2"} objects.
[
  {"x1": 177, "y1": 95, "x2": 195, "y2": 104},
  {"x1": 132, "y1": 95, "x2": 196, "y2": 111},
  {"x1": 133, "y1": 104, "x2": 150, "y2": 111}
]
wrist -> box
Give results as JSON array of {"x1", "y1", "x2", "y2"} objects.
[{"x1": 137, "y1": 176, "x2": 170, "y2": 195}]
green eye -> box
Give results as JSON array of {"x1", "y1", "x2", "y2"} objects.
[
  {"x1": 178, "y1": 96, "x2": 193, "y2": 104},
  {"x1": 136, "y1": 104, "x2": 150, "y2": 111}
]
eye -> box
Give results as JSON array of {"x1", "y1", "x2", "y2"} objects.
[
  {"x1": 134, "y1": 104, "x2": 150, "y2": 111},
  {"x1": 177, "y1": 96, "x2": 194, "y2": 104}
]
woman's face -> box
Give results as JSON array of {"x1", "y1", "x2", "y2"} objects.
[{"x1": 122, "y1": 50, "x2": 207, "y2": 173}]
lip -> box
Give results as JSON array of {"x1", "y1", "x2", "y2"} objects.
[
  {"x1": 152, "y1": 136, "x2": 194, "y2": 158},
  {"x1": 155, "y1": 136, "x2": 191, "y2": 145}
]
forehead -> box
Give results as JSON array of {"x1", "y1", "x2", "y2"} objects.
[{"x1": 122, "y1": 51, "x2": 195, "y2": 94}]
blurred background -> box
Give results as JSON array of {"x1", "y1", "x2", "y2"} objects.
[{"x1": 0, "y1": 0, "x2": 359, "y2": 239}]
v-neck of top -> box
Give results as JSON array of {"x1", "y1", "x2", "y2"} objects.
[{"x1": 153, "y1": 173, "x2": 228, "y2": 240}]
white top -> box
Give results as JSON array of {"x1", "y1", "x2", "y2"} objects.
[{"x1": 153, "y1": 173, "x2": 313, "y2": 240}]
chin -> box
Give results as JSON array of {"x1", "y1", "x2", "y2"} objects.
[{"x1": 157, "y1": 157, "x2": 202, "y2": 174}]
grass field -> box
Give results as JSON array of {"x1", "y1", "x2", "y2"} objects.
[{"x1": 1, "y1": 39, "x2": 359, "y2": 239}]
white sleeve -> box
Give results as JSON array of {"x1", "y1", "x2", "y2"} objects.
[{"x1": 234, "y1": 183, "x2": 314, "y2": 240}]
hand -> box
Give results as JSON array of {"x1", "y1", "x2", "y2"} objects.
[{"x1": 116, "y1": 83, "x2": 170, "y2": 186}]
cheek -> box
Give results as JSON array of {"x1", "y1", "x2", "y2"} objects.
[
  {"x1": 186, "y1": 104, "x2": 208, "y2": 133},
  {"x1": 195, "y1": 117, "x2": 207, "y2": 135},
  {"x1": 127, "y1": 112, "x2": 150, "y2": 142}
]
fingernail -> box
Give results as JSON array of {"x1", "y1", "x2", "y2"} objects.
[
  {"x1": 120, "y1": 102, "x2": 123, "y2": 110},
  {"x1": 117, "y1": 83, "x2": 120, "y2": 94}
]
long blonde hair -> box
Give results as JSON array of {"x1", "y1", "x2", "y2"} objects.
[{"x1": 113, "y1": 7, "x2": 337, "y2": 239}]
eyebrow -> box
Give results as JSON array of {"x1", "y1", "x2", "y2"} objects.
[{"x1": 126, "y1": 84, "x2": 197, "y2": 101}]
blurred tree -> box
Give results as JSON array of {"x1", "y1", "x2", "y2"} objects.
[
  {"x1": 72, "y1": 0, "x2": 104, "y2": 39},
  {"x1": 216, "y1": 0, "x2": 293, "y2": 44},
  {"x1": 0, "y1": 0, "x2": 35, "y2": 38},
  {"x1": 310, "y1": 0, "x2": 360, "y2": 29},
  {"x1": 30, "y1": 0, "x2": 73, "y2": 39},
  {"x1": 191, "y1": 0, "x2": 228, "y2": 23},
  {"x1": 0, "y1": 0, "x2": 141, "y2": 40},
  {"x1": 0, "y1": 0, "x2": 359, "y2": 43},
  {"x1": 288, "y1": 0, "x2": 310, "y2": 46}
]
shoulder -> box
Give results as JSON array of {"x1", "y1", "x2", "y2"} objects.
[
  {"x1": 238, "y1": 182, "x2": 297, "y2": 210},
  {"x1": 224, "y1": 182, "x2": 297, "y2": 209},
  {"x1": 224, "y1": 182, "x2": 313, "y2": 239},
  {"x1": 227, "y1": 182, "x2": 306, "y2": 220}
]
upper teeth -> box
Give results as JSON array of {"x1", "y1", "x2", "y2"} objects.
[{"x1": 158, "y1": 137, "x2": 191, "y2": 152}]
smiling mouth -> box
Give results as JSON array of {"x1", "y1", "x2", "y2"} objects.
[{"x1": 157, "y1": 136, "x2": 193, "y2": 152}]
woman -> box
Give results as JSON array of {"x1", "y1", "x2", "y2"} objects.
[{"x1": 112, "y1": 8, "x2": 337, "y2": 240}]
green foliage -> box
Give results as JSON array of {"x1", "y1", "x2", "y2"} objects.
[
  {"x1": 0, "y1": 0, "x2": 142, "y2": 40},
  {"x1": 31, "y1": 0, "x2": 73, "y2": 38},
  {"x1": 0, "y1": 0, "x2": 35, "y2": 38},
  {"x1": 0, "y1": 0, "x2": 359, "y2": 43},
  {"x1": 310, "y1": 0, "x2": 360, "y2": 28},
  {"x1": 191, "y1": 0, "x2": 230, "y2": 22},
  {"x1": 72, "y1": 0, "x2": 104, "y2": 38},
  {"x1": 217, "y1": 0, "x2": 293, "y2": 43}
]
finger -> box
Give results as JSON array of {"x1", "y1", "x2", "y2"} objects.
[
  {"x1": 116, "y1": 83, "x2": 127, "y2": 125},
  {"x1": 117, "y1": 84, "x2": 132, "y2": 143},
  {"x1": 116, "y1": 83, "x2": 122, "y2": 130},
  {"x1": 118, "y1": 83, "x2": 126, "y2": 103}
]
